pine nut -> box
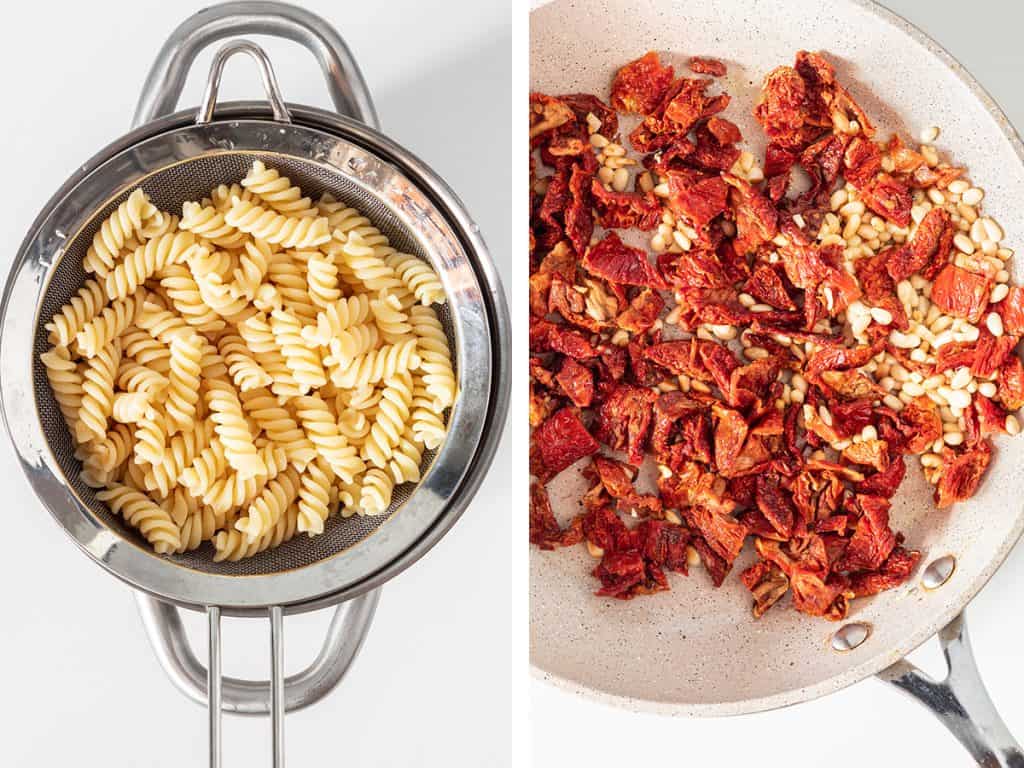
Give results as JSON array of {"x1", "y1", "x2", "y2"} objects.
[
  {"x1": 590, "y1": 133, "x2": 609, "y2": 148},
  {"x1": 961, "y1": 187, "x2": 984, "y2": 206},
  {"x1": 982, "y1": 217, "x2": 1004, "y2": 242},
  {"x1": 986, "y1": 312, "x2": 1004, "y2": 337},
  {"x1": 978, "y1": 382, "x2": 998, "y2": 398},
  {"x1": 920, "y1": 125, "x2": 940, "y2": 143},
  {"x1": 883, "y1": 394, "x2": 904, "y2": 410},
  {"x1": 890, "y1": 331, "x2": 921, "y2": 349},
  {"x1": 927, "y1": 188, "x2": 945, "y2": 205},
  {"x1": 830, "y1": 189, "x2": 848, "y2": 211},
  {"x1": 921, "y1": 453, "x2": 942, "y2": 468},
  {"x1": 950, "y1": 367, "x2": 972, "y2": 390},
  {"x1": 870, "y1": 307, "x2": 893, "y2": 325},
  {"x1": 948, "y1": 179, "x2": 969, "y2": 195},
  {"x1": 943, "y1": 431, "x2": 964, "y2": 446},
  {"x1": 954, "y1": 233, "x2": 975, "y2": 254},
  {"x1": 902, "y1": 381, "x2": 925, "y2": 397},
  {"x1": 654, "y1": 183, "x2": 670, "y2": 197},
  {"x1": 673, "y1": 230, "x2": 692, "y2": 251},
  {"x1": 611, "y1": 167, "x2": 629, "y2": 192},
  {"x1": 1007, "y1": 415, "x2": 1021, "y2": 436},
  {"x1": 946, "y1": 389, "x2": 972, "y2": 410},
  {"x1": 597, "y1": 166, "x2": 614, "y2": 185},
  {"x1": 604, "y1": 143, "x2": 626, "y2": 157},
  {"x1": 957, "y1": 203, "x2": 978, "y2": 223}
]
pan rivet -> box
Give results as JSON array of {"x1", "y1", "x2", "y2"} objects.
[
  {"x1": 922, "y1": 554, "x2": 956, "y2": 590},
  {"x1": 831, "y1": 622, "x2": 870, "y2": 652}
]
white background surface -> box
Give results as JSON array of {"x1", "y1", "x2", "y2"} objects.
[
  {"x1": 531, "y1": 1, "x2": 1024, "y2": 767},
  {"x1": 0, "y1": 1, "x2": 523, "y2": 766}
]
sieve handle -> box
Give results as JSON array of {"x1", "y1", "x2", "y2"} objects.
[
  {"x1": 135, "y1": 590, "x2": 380, "y2": 715},
  {"x1": 878, "y1": 612, "x2": 1024, "y2": 767},
  {"x1": 132, "y1": 0, "x2": 378, "y2": 129}
]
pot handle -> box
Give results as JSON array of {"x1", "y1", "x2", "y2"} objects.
[
  {"x1": 878, "y1": 612, "x2": 1024, "y2": 768},
  {"x1": 136, "y1": 590, "x2": 380, "y2": 766},
  {"x1": 132, "y1": 0, "x2": 379, "y2": 129}
]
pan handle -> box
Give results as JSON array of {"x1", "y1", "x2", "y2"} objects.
[
  {"x1": 878, "y1": 612, "x2": 1024, "y2": 768},
  {"x1": 132, "y1": 0, "x2": 379, "y2": 129}
]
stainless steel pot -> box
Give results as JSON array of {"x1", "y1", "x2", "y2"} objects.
[{"x1": 0, "y1": 3, "x2": 510, "y2": 766}]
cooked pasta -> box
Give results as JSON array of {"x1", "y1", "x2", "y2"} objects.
[
  {"x1": 76, "y1": 338, "x2": 121, "y2": 444},
  {"x1": 241, "y1": 160, "x2": 317, "y2": 218},
  {"x1": 206, "y1": 379, "x2": 266, "y2": 478},
  {"x1": 330, "y1": 338, "x2": 421, "y2": 389},
  {"x1": 45, "y1": 278, "x2": 107, "y2": 347},
  {"x1": 385, "y1": 250, "x2": 446, "y2": 307},
  {"x1": 84, "y1": 189, "x2": 158, "y2": 277},
  {"x1": 225, "y1": 198, "x2": 331, "y2": 249},
  {"x1": 97, "y1": 482, "x2": 181, "y2": 553},
  {"x1": 296, "y1": 457, "x2": 335, "y2": 535},
  {"x1": 179, "y1": 201, "x2": 248, "y2": 248},
  {"x1": 306, "y1": 251, "x2": 341, "y2": 307},
  {"x1": 41, "y1": 162, "x2": 454, "y2": 558},
  {"x1": 166, "y1": 335, "x2": 203, "y2": 433},
  {"x1": 104, "y1": 231, "x2": 198, "y2": 301},
  {"x1": 409, "y1": 305, "x2": 456, "y2": 410},
  {"x1": 361, "y1": 372, "x2": 413, "y2": 469},
  {"x1": 75, "y1": 288, "x2": 144, "y2": 359}
]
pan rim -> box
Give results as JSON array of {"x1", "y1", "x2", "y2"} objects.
[{"x1": 528, "y1": 0, "x2": 1024, "y2": 714}]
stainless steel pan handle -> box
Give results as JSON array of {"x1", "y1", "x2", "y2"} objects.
[
  {"x1": 879, "y1": 612, "x2": 1024, "y2": 768},
  {"x1": 126, "y1": 8, "x2": 383, "y2": 767},
  {"x1": 132, "y1": 0, "x2": 378, "y2": 129}
]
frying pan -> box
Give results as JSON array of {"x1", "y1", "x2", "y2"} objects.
[{"x1": 530, "y1": 1, "x2": 1024, "y2": 763}]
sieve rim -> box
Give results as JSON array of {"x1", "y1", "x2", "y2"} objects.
[{"x1": 1, "y1": 103, "x2": 510, "y2": 614}]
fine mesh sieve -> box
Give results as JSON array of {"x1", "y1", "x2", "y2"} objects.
[
  {"x1": 1, "y1": 6, "x2": 509, "y2": 767},
  {"x1": 33, "y1": 151, "x2": 456, "y2": 578}
]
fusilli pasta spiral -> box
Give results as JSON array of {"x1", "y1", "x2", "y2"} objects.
[
  {"x1": 97, "y1": 482, "x2": 181, "y2": 553},
  {"x1": 84, "y1": 189, "x2": 158, "y2": 277},
  {"x1": 225, "y1": 198, "x2": 331, "y2": 249},
  {"x1": 241, "y1": 160, "x2": 317, "y2": 218}
]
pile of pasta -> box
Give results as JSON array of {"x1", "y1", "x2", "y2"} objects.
[{"x1": 40, "y1": 160, "x2": 455, "y2": 561}]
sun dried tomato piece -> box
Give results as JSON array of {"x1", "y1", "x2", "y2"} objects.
[
  {"x1": 971, "y1": 328, "x2": 1015, "y2": 378},
  {"x1": 859, "y1": 174, "x2": 912, "y2": 228},
  {"x1": 999, "y1": 356, "x2": 1024, "y2": 411},
  {"x1": 724, "y1": 174, "x2": 779, "y2": 255},
  {"x1": 935, "y1": 441, "x2": 992, "y2": 508},
  {"x1": 640, "y1": 520, "x2": 691, "y2": 575},
  {"x1": 910, "y1": 164, "x2": 964, "y2": 189},
  {"x1": 590, "y1": 180, "x2": 661, "y2": 231},
  {"x1": 755, "y1": 475, "x2": 795, "y2": 538},
  {"x1": 744, "y1": 265, "x2": 795, "y2": 310},
  {"x1": 754, "y1": 66, "x2": 818, "y2": 150},
  {"x1": 565, "y1": 162, "x2": 595, "y2": 256},
  {"x1": 887, "y1": 208, "x2": 954, "y2": 282},
  {"x1": 582, "y1": 232, "x2": 666, "y2": 289},
  {"x1": 548, "y1": 323, "x2": 596, "y2": 360},
  {"x1": 849, "y1": 546, "x2": 921, "y2": 598},
  {"x1": 698, "y1": 340, "x2": 740, "y2": 393},
  {"x1": 531, "y1": 407, "x2": 599, "y2": 482},
  {"x1": 843, "y1": 136, "x2": 882, "y2": 188},
  {"x1": 613, "y1": 289, "x2": 662, "y2": 334},
  {"x1": 547, "y1": 275, "x2": 603, "y2": 332},
  {"x1": 996, "y1": 286, "x2": 1024, "y2": 336},
  {"x1": 530, "y1": 92, "x2": 575, "y2": 141},
  {"x1": 688, "y1": 56, "x2": 727, "y2": 77},
  {"x1": 529, "y1": 380, "x2": 559, "y2": 428},
  {"x1": 836, "y1": 495, "x2": 897, "y2": 572},
  {"x1": 741, "y1": 560, "x2": 790, "y2": 617},
  {"x1": 898, "y1": 396, "x2": 943, "y2": 453},
  {"x1": 684, "y1": 504, "x2": 748, "y2": 566},
  {"x1": 610, "y1": 52, "x2": 675, "y2": 115},
  {"x1": 690, "y1": 121, "x2": 742, "y2": 172},
  {"x1": 660, "y1": 77, "x2": 712, "y2": 132},
  {"x1": 594, "y1": 384, "x2": 656, "y2": 466},
  {"x1": 765, "y1": 143, "x2": 799, "y2": 177},
  {"x1": 530, "y1": 483, "x2": 584, "y2": 549},
  {"x1": 975, "y1": 395, "x2": 1008, "y2": 437},
  {"x1": 558, "y1": 93, "x2": 618, "y2": 138},
  {"x1": 805, "y1": 339, "x2": 881, "y2": 378},
  {"x1": 644, "y1": 339, "x2": 702, "y2": 378},
  {"x1": 712, "y1": 405, "x2": 749, "y2": 476},
  {"x1": 555, "y1": 358, "x2": 594, "y2": 408},
  {"x1": 931, "y1": 264, "x2": 992, "y2": 323},
  {"x1": 592, "y1": 550, "x2": 669, "y2": 599},
  {"x1": 665, "y1": 168, "x2": 729, "y2": 230}
]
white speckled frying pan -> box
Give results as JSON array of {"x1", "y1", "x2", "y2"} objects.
[{"x1": 530, "y1": 1, "x2": 1024, "y2": 762}]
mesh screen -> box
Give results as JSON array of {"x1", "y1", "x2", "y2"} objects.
[{"x1": 33, "y1": 151, "x2": 456, "y2": 576}]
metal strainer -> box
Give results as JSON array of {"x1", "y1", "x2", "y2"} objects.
[{"x1": 0, "y1": 3, "x2": 509, "y2": 766}]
